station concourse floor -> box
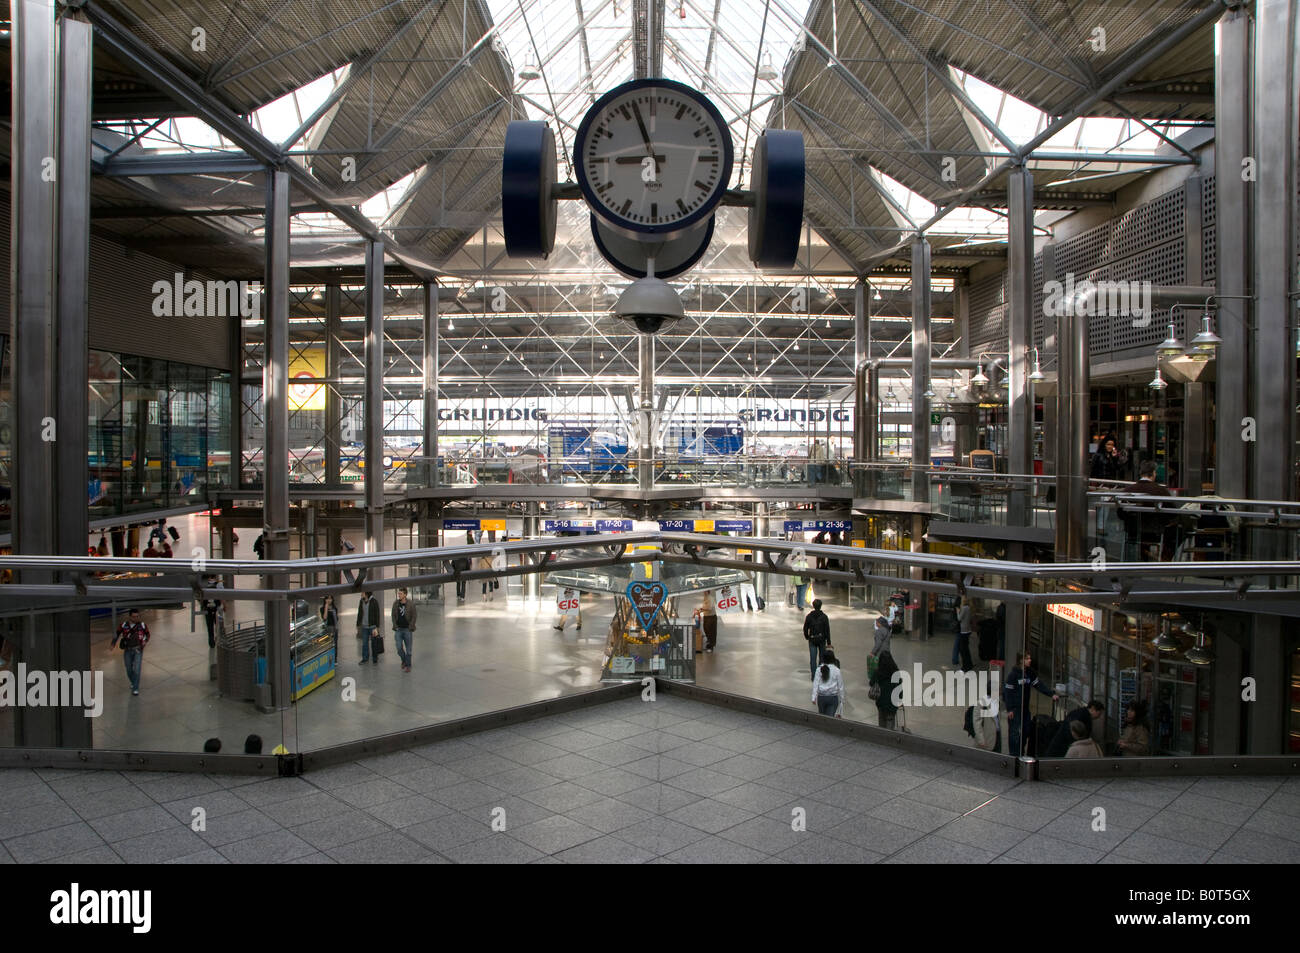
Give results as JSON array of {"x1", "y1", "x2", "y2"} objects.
[
  {"x1": 1, "y1": 515, "x2": 1296, "y2": 863},
  {"x1": 1, "y1": 690, "x2": 1297, "y2": 864}
]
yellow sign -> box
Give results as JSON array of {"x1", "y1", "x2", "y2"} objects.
[
  {"x1": 694, "y1": 519, "x2": 714, "y2": 533},
  {"x1": 852, "y1": 539, "x2": 866, "y2": 548},
  {"x1": 481, "y1": 519, "x2": 506, "y2": 532},
  {"x1": 289, "y1": 348, "x2": 326, "y2": 411}
]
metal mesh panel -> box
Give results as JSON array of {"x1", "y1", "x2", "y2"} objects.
[
  {"x1": 1112, "y1": 189, "x2": 1184, "y2": 260},
  {"x1": 969, "y1": 271, "x2": 1007, "y2": 352},
  {"x1": 1202, "y1": 176, "x2": 1217, "y2": 285}
]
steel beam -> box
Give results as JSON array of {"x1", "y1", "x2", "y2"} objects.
[
  {"x1": 97, "y1": 153, "x2": 265, "y2": 177},
  {"x1": 55, "y1": 14, "x2": 94, "y2": 748},
  {"x1": 1055, "y1": 282, "x2": 1090, "y2": 561},
  {"x1": 79, "y1": 0, "x2": 442, "y2": 281},
  {"x1": 262, "y1": 170, "x2": 292, "y2": 725},
  {"x1": 1216, "y1": 7, "x2": 1252, "y2": 500},
  {"x1": 638, "y1": 332, "x2": 655, "y2": 491},
  {"x1": 10, "y1": 0, "x2": 58, "y2": 746},
  {"x1": 910, "y1": 238, "x2": 931, "y2": 503},
  {"x1": 423, "y1": 281, "x2": 439, "y2": 487},
  {"x1": 365, "y1": 240, "x2": 386, "y2": 559},
  {"x1": 1251, "y1": 0, "x2": 1298, "y2": 518},
  {"x1": 1006, "y1": 168, "x2": 1034, "y2": 524},
  {"x1": 325, "y1": 284, "x2": 342, "y2": 488}
]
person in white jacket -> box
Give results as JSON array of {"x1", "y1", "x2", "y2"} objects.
[
  {"x1": 812, "y1": 655, "x2": 844, "y2": 717},
  {"x1": 972, "y1": 693, "x2": 1001, "y2": 752}
]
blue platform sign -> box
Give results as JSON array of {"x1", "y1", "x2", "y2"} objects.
[
  {"x1": 713, "y1": 519, "x2": 753, "y2": 533},
  {"x1": 657, "y1": 519, "x2": 692, "y2": 531},
  {"x1": 443, "y1": 519, "x2": 481, "y2": 531},
  {"x1": 625, "y1": 580, "x2": 668, "y2": 633},
  {"x1": 595, "y1": 519, "x2": 632, "y2": 532},
  {"x1": 784, "y1": 519, "x2": 852, "y2": 532}
]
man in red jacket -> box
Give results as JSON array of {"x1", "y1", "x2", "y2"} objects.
[{"x1": 112, "y1": 608, "x2": 151, "y2": 696}]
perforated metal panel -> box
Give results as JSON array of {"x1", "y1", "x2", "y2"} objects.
[
  {"x1": 969, "y1": 271, "x2": 1007, "y2": 352},
  {"x1": 965, "y1": 184, "x2": 1193, "y2": 361},
  {"x1": 1201, "y1": 176, "x2": 1217, "y2": 285}
]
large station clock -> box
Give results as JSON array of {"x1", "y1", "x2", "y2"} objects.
[{"x1": 574, "y1": 78, "x2": 734, "y2": 238}]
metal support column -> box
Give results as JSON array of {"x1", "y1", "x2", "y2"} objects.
[
  {"x1": 1054, "y1": 291, "x2": 1090, "y2": 560},
  {"x1": 954, "y1": 278, "x2": 970, "y2": 359},
  {"x1": 423, "y1": 280, "x2": 438, "y2": 487},
  {"x1": 324, "y1": 283, "x2": 341, "y2": 488},
  {"x1": 230, "y1": 294, "x2": 245, "y2": 490},
  {"x1": 53, "y1": 15, "x2": 94, "y2": 747},
  {"x1": 1216, "y1": 5, "x2": 1252, "y2": 500},
  {"x1": 1248, "y1": 616, "x2": 1285, "y2": 752},
  {"x1": 1007, "y1": 168, "x2": 1034, "y2": 524},
  {"x1": 1040, "y1": 246, "x2": 1058, "y2": 478},
  {"x1": 1211, "y1": 628, "x2": 1243, "y2": 754},
  {"x1": 638, "y1": 332, "x2": 655, "y2": 491},
  {"x1": 364, "y1": 240, "x2": 386, "y2": 558},
  {"x1": 262, "y1": 169, "x2": 292, "y2": 726},
  {"x1": 11, "y1": 0, "x2": 58, "y2": 746},
  {"x1": 854, "y1": 279, "x2": 868, "y2": 370},
  {"x1": 910, "y1": 238, "x2": 931, "y2": 503},
  {"x1": 524, "y1": 501, "x2": 539, "y2": 603},
  {"x1": 1252, "y1": 0, "x2": 1298, "y2": 518}
]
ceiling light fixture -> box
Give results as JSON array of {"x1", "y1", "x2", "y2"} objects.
[
  {"x1": 1149, "y1": 357, "x2": 1168, "y2": 391},
  {"x1": 971, "y1": 363, "x2": 989, "y2": 385},
  {"x1": 517, "y1": 58, "x2": 541, "y2": 81},
  {"x1": 1156, "y1": 321, "x2": 1185, "y2": 358},
  {"x1": 1028, "y1": 346, "x2": 1046, "y2": 382},
  {"x1": 1189, "y1": 312, "x2": 1222, "y2": 354},
  {"x1": 757, "y1": 52, "x2": 778, "y2": 81}
]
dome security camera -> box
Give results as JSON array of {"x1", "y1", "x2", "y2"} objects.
[{"x1": 614, "y1": 277, "x2": 685, "y2": 335}]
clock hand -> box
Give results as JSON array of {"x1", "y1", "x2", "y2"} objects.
[
  {"x1": 614, "y1": 155, "x2": 665, "y2": 164},
  {"x1": 631, "y1": 101, "x2": 654, "y2": 156}
]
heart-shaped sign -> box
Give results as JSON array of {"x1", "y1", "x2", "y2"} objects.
[{"x1": 625, "y1": 580, "x2": 668, "y2": 633}]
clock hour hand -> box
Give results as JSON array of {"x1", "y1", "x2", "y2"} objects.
[{"x1": 615, "y1": 155, "x2": 665, "y2": 164}]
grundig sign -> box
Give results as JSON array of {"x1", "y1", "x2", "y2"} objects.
[{"x1": 738, "y1": 408, "x2": 851, "y2": 423}]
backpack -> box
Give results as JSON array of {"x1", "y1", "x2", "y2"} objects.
[{"x1": 963, "y1": 706, "x2": 975, "y2": 738}]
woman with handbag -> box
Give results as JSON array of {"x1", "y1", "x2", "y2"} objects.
[
  {"x1": 698, "y1": 591, "x2": 718, "y2": 653},
  {"x1": 319, "y1": 595, "x2": 339, "y2": 656}
]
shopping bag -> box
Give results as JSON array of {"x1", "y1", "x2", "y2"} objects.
[{"x1": 370, "y1": 632, "x2": 385, "y2": 657}]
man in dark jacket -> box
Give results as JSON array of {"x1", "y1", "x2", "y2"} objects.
[
  {"x1": 1044, "y1": 699, "x2": 1105, "y2": 757},
  {"x1": 1003, "y1": 652, "x2": 1058, "y2": 757},
  {"x1": 391, "y1": 588, "x2": 418, "y2": 673},
  {"x1": 356, "y1": 591, "x2": 381, "y2": 664},
  {"x1": 803, "y1": 599, "x2": 830, "y2": 680}
]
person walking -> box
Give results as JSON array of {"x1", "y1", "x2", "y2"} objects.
[
  {"x1": 871, "y1": 613, "x2": 892, "y2": 658},
  {"x1": 811, "y1": 652, "x2": 844, "y2": 717},
  {"x1": 871, "y1": 649, "x2": 900, "y2": 729},
  {"x1": 791, "y1": 551, "x2": 810, "y2": 609},
  {"x1": 478, "y1": 554, "x2": 500, "y2": 602},
  {"x1": 201, "y1": 576, "x2": 225, "y2": 648},
  {"x1": 112, "y1": 608, "x2": 151, "y2": 696},
  {"x1": 698, "y1": 591, "x2": 718, "y2": 653},
  {"x1": 451, "y1": 532, "x2": 472, "y2": 603},
  {"x1": 355, "y1": 590, "x2": 381, "y2": 664},
  {"x1": 953, "y1": 595, "x2": 974, "y2": 672},
  {"x1": 391, "y1": 587, "x2": 417, "y2": 672},
  {"x1": 803, "y1": 598, "x2": 830, "y2": 678},
  {"x1": 1045, "y1": 699, "x2": 1105, "y2": 758},
  {"x1": 1003, "y1": 651, "x2": 1058, "y2": 757}
]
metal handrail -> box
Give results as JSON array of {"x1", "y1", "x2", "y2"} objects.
[{"x1": 0, "y1": 533, "x2": 1296, "y2": 607}]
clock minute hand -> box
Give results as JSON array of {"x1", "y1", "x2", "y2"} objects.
[
  {"x1": 615, "y1": 155, "x2": 665, "y2": 164},
  {"x1": 631, "y1": 102, "x2": 654, "y2": 156}
]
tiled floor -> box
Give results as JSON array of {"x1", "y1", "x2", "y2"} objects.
[
  {"x1": 2, "y1": 694, "x2": 1295, "y2": 864},
  {"x1": 2, "y1": 510, "x2": 1012, "y2": 755}
]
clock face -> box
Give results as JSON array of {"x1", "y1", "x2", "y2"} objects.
[{"x1": 575, "y1": 79, "x2": 733, "y2": 236}]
